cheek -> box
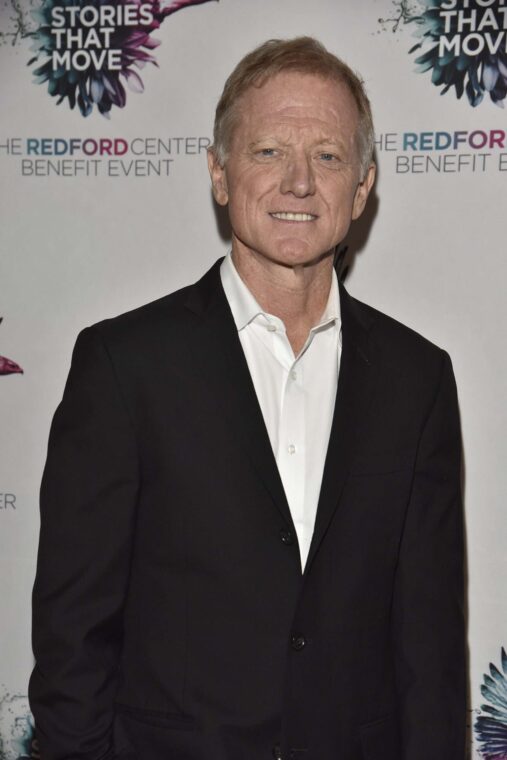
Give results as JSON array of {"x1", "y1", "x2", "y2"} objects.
[
  {"x1": 227, "y1": 191, "x2": 251, "y2": 227},
  {"x1": 229, "y1": 165, "x2": 278, "y2": 202},
  {"x1": 227, "y1": 179, "x2": 272, "y2": 227},
  {"x1": 227, "y1": 193, "x2": 263, "y2": 244},
  {"x1": 328, "y1": 183, "x2": 358, "y2": 219}
]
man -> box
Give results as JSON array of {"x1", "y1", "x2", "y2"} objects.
[{"x1": 29, "y1": 37, "x2": 466, "y2": 760}]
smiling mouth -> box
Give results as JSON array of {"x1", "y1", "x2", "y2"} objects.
[{"x1": 270, "y1": 212, "x2": 317, "y2": 222}]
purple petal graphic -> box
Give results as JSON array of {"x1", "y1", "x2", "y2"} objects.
[
  {"x1": 0, "y1": 318, "x2": 23, "y2": 376},
  {"x1": 123, "y1": 69, "x2": 144, "y2": 93},
  {"x1": 29, "y1": 0, "x2": 216, "y2": 117},
  {"x1": 483, "y1": 63, "x2": 499, "y2": 93},
  {"x1": 0, "y1": 356, "x2": 23, "y2": 375},
  {"x1": 160, "y1": 0, "x2": 217, "y2": 17}
]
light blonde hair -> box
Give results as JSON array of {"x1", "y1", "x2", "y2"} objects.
[{"x1": 211, "y1": 36, "x2": 375, "y2": 179}]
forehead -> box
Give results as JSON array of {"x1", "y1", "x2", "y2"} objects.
[{"x1": 233, "y1": 71, "x2": 360, "y2": 143}]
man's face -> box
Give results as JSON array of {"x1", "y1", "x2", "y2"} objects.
[{"x1": 208, "y1": 71, "x2": 375, "y2": 269}]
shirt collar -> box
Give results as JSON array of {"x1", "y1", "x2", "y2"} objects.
[
  {"x1": 220, "y1": 251, "x2": 264, "y2": 331},
  {"x1": 220, "y1": 250, "x2": 341, "y2": 334}
]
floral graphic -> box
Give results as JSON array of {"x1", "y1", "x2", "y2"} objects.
[
  {"x1": 0, "y1": 693, "x2": 36, "y2": 760},
  {"x1": 408, "y1": 1, "x2": 507, "y2": 107},
  {"x1": 0, "y1": 319, "x2": 23, "y2": 376},
  {"x1": 474, "y1": 647, "x2": 507, "y2": 760},
  {"x1": 377, "y1": 1, "x2": 507, "y2": 107},
  {"x1": 26, "y1": 0, "x2": 215, "y2": 117},
  {"x1": 377, "y1": 0, "x2": 421, "y2": 35},
  {"x1": 0, "y1": 0, "x2": 38, "y2": 47}
]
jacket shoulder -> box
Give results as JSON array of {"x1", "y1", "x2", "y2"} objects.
[
  {"x1": 81, "y1": 280, "x2": 202, "y2": 358},
  {"x1": 85, "y1": 259, "x2": 222, "y2": 351},
  {"x1": 347, "y1": 289, "x2": 449, "y2": 369}
]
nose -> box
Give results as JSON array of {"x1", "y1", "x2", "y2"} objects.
[{"x1": 280, "y1": 151, "x2": 316, "y2": 197}]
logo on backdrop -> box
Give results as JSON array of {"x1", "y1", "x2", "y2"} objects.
[
  {"x1": 0, "y1": 319, "x2": 23, "y2": 377},
  {"x1": 0, "y1": 0, "x2": 215, "y2": 117},
  {"x1": 0, "y1": 494, "x2": 17, "y2": 510},
  {"x1": 375, "y1": 127, "x2": 507, "y2": 173},
  {"x1": 0, "y1": 693, "x2": 37, "y2": 760},
  {"x1": 0, "y1": 135, "x2": 211, "y2": 177},
  {"x1": 474, "y1": 647, "x2": 507, "y2": 759},
  {"x1": 378, "y1": 0, "x2": 507, "y2": 108}
]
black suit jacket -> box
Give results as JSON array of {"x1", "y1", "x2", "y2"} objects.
[{"x1": 29, "y1": 258, "x2": 467, "y2": 760}]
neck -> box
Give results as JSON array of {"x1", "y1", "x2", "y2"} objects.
[{"x1": 231, "y1": 246, "x2": 335, "y2": 355}]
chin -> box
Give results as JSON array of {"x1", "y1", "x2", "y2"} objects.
[{"x1": 268, "y1": 245, "x2": 333, "y2": 269}]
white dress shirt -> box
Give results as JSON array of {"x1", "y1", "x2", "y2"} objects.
[{"x1": 220, "y1": 252, "x2": 342, "y2": 571}]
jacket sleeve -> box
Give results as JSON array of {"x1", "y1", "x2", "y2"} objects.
[
  {"x1": 391, "y1": 350, "x2": 467, "y2": 760},
  {"x1": 29, "y1": 326, "x2": 140, "y2": 760}
]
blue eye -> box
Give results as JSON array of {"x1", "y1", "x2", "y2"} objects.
[
  {"x1": 259, "y1": 148, "x2": 276, "y2": 156},
  {"x1": 319, "y1": 153, "x2": 336, "y2": 161}
]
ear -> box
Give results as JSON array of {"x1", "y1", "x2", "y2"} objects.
[
  {"x1": 351, "y1": 162, "x2": 376, "y2": 220},
  {"x1": 207, "y1": 148, "x2": 229, "y2": 206}
]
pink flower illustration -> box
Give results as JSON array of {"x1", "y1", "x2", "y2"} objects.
[{"x1": 0, "y1": 318, "x2": 23, "y2": 376}]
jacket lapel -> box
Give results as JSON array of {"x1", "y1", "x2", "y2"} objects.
[
  {"x1": 304, "y1": 280, "x2": 379, "y2": 574},
  {"x1": 184, "y1": 258, "x2": 295, "y2": 530},
  {"x1": 184, "y1": 259, "x2": 379, "y2": 574}
]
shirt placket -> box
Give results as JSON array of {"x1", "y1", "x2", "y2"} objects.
[{"x1": 275, "y1": 337, "x2": 306, "y2": 560}]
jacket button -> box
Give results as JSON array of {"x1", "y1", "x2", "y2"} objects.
[
  {"x1": 272, "y1": 743, "x2": 282, "y2": 759},
  {"x1": 279, "y1": 528, "x2": 294, "y2": 545},
  {"x1": 290, "y1": 633, "x2": 306, "y2": 651}
]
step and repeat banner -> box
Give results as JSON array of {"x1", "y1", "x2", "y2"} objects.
[{"x1": 0, "y1": 1, "x2": 505, "y2": 757}]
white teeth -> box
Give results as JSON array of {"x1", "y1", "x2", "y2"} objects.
[{"x1": 271, "y1": 212, "x2": 316, "y2": 222}]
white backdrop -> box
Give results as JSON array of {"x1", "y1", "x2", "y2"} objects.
[{"x1": 1, "y1": 1, "x2": 506, "y2": 757}]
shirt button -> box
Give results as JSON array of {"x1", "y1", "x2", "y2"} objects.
[
  {"x1": 290, "y1": 633, "x2": 306, "y2": 651},
  {"x1": 267, "y1": 324, "x2": 277, "y2": 332},
  {"x1": 279, "y1": 528, "x2": 294, "y2": 545},
  {"x1": 287, "y1": 444, "x2": 296, "y2": 455},
  {"x1": 290, "y1": 370, "x2": 297, "y2": 381}
]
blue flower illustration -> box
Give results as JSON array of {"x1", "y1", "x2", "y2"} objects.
[
  {"x1": 0, "y1": 693, "x2": 34, "y2": 759},
  {"x1": 475, "y1": 647, "x2": 507, "y2": 760},
  {"x1": 406, "y1": 0, "x2": 507, "y2": 107}
]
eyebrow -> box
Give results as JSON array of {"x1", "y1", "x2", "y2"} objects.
[
  {"x1": 247, "y1": 136, "x2": 347, "y2": 150},
  {"x1": 312, "y1": 138, "x2": 347, "y2": 150},
  {"x1": 248, "y1": 138, "x2": 289, "y2": 150}
]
